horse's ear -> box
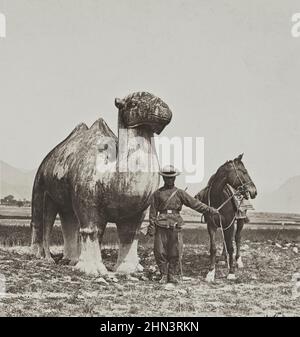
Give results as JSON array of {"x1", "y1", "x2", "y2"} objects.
[{"x1": 237, "y1": 153, "x2": 244, "y2": 161}]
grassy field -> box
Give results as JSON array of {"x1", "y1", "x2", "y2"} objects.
[
  {"x1": 1, "y1": 205, "x2": 300, "y2": 247},
  {"x1": 2, "y1": 205, "x2": 300, "y2": 223},
  {"x1": 0, "y1": 206, "x2": 31, "y2": 217},
  {"x1": 1, "y1": 218, "x2": 300, "y2": 247},
  {"x1": 0, "y1": 241, "x2": 299, "y2": 317},
  {"x1": 0, "y1": 205, "x2": 299, "y2": 317}
]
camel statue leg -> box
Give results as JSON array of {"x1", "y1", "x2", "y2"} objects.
[
  {"x1": 42, "y1": 193, "x2": 58, "y2": 263},
  {"x1": 74, "y1": 202, "x2": 108, "y2": 275},
  {"x1": 59, "y1": 210, "x2": 80, "y2": 265},
  {"x1": 115, "y1": 219, "x2": 143, "y2": 274},
  {"x1": 31, "y1": 189, "x2": 45, "y2": 258}
]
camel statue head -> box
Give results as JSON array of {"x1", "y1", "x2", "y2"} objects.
[{"x1": 115, "y1": 91, "x2": 172, "y2": 134}]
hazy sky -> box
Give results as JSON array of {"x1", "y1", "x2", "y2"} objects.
[{"x1": 0, "y1": 0, "x2": 300, "y2": 196}]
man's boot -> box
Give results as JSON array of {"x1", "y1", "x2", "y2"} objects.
[
  {"x1": 168, "y1": 273, "x2": 179, "y2": 284},
  {"x1": 159, "y1": 274, "x2": 168, "y2": 284}
]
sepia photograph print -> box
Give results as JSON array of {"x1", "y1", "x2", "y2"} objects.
[{"x1": 0, "y1": 0, "x2": 300, "y2": 324}]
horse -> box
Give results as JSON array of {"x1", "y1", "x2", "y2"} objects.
[{"x1": 195, "y1": 153, "x2": 257, "y2": 282}]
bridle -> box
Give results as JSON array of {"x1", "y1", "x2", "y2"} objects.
[
  {"x1": 206, "y1": 160, "x2": 253, "y2": 230},
  {"x1": 231, "y1": 160, "x2": 253, "y2": 195}
]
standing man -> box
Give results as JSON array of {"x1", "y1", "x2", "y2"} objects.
[{"x1": 147, "y1": 165, "x2": 219, "y2": 284}]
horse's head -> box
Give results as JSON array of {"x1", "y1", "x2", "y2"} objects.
[
  {"x1": 222, "y1": 154, "x2": 257, "y2": 199},
  {"x1": 115, "y1": 92, "x2": 172, "y2": 134}
]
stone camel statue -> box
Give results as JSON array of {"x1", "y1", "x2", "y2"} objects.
[{"x1": 31, "y1": 92, "x2": 172, "y2": 275}]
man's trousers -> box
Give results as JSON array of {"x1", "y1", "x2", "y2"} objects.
[{"x1": 154, "y1": 226, "x2": 183, "y2": 277}]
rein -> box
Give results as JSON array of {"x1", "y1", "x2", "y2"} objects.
[
  {"x1": 207, "y1": 161, "x2": 252, "y2": 231},
  {"x1": 216, "y1": 181, "x2": 252, "y2": 212}
]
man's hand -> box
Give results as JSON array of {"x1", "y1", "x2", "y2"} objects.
[
  {"x1": 146, "y1": 227, "x2": 155, "y2": 237},
  {"x1": 209, "y1": 207, "x2": 219, "y2": 215}
]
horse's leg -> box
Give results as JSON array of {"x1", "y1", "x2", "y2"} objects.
[
  {"x1": 224, "y1": 225, "x2": 236, "y2": 280},
  {"x1": 235, "y1": 218, "x2": 244, "y2": 268},
  {"x1": 206, "y1": 220, "x2": 217, "y2": 282},
  {"x1": 218, "y1": 243, "x2": 227, "y2": 265}
]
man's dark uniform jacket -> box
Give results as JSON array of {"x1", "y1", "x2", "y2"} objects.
[{"x1": 148, "y1": 186, "x2": 216, "y2": 234}]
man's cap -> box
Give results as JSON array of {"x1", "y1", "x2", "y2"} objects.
[{"x1": 159, "y1": 165, "x2": 181, "y2": 177}]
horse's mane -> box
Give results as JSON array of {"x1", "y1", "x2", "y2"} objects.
[
  {"x1": 196, "y1": 161, "x2": 233, "y2": 203},
  {"x1": 195, "y1": 172, "x2": 218, "y2": 200},
  {"x1": 207, "y1": 173, "x2": 216, "y2": 187},
  {"x1": 206, "y1": 161, "x2": 229, "y2": 187}
]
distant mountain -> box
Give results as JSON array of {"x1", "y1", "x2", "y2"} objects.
[
  {"x1": 255, "y1": 176, "x2": 300, "y2": 214},
  {"x1": 0, "y1": 161, "x2": 36, "y2": 200}
]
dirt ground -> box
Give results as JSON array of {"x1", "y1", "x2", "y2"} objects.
[{"x1": 0, "y1": 240, "x2": 299, "y2": 317}]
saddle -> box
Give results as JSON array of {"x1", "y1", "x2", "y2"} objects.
[
  {"x1": 194, "y1": 186, "x2": 208, "y2": 203},
  {"x1": 196, "y1": 184, "x2": 238, "y2": 213}
]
